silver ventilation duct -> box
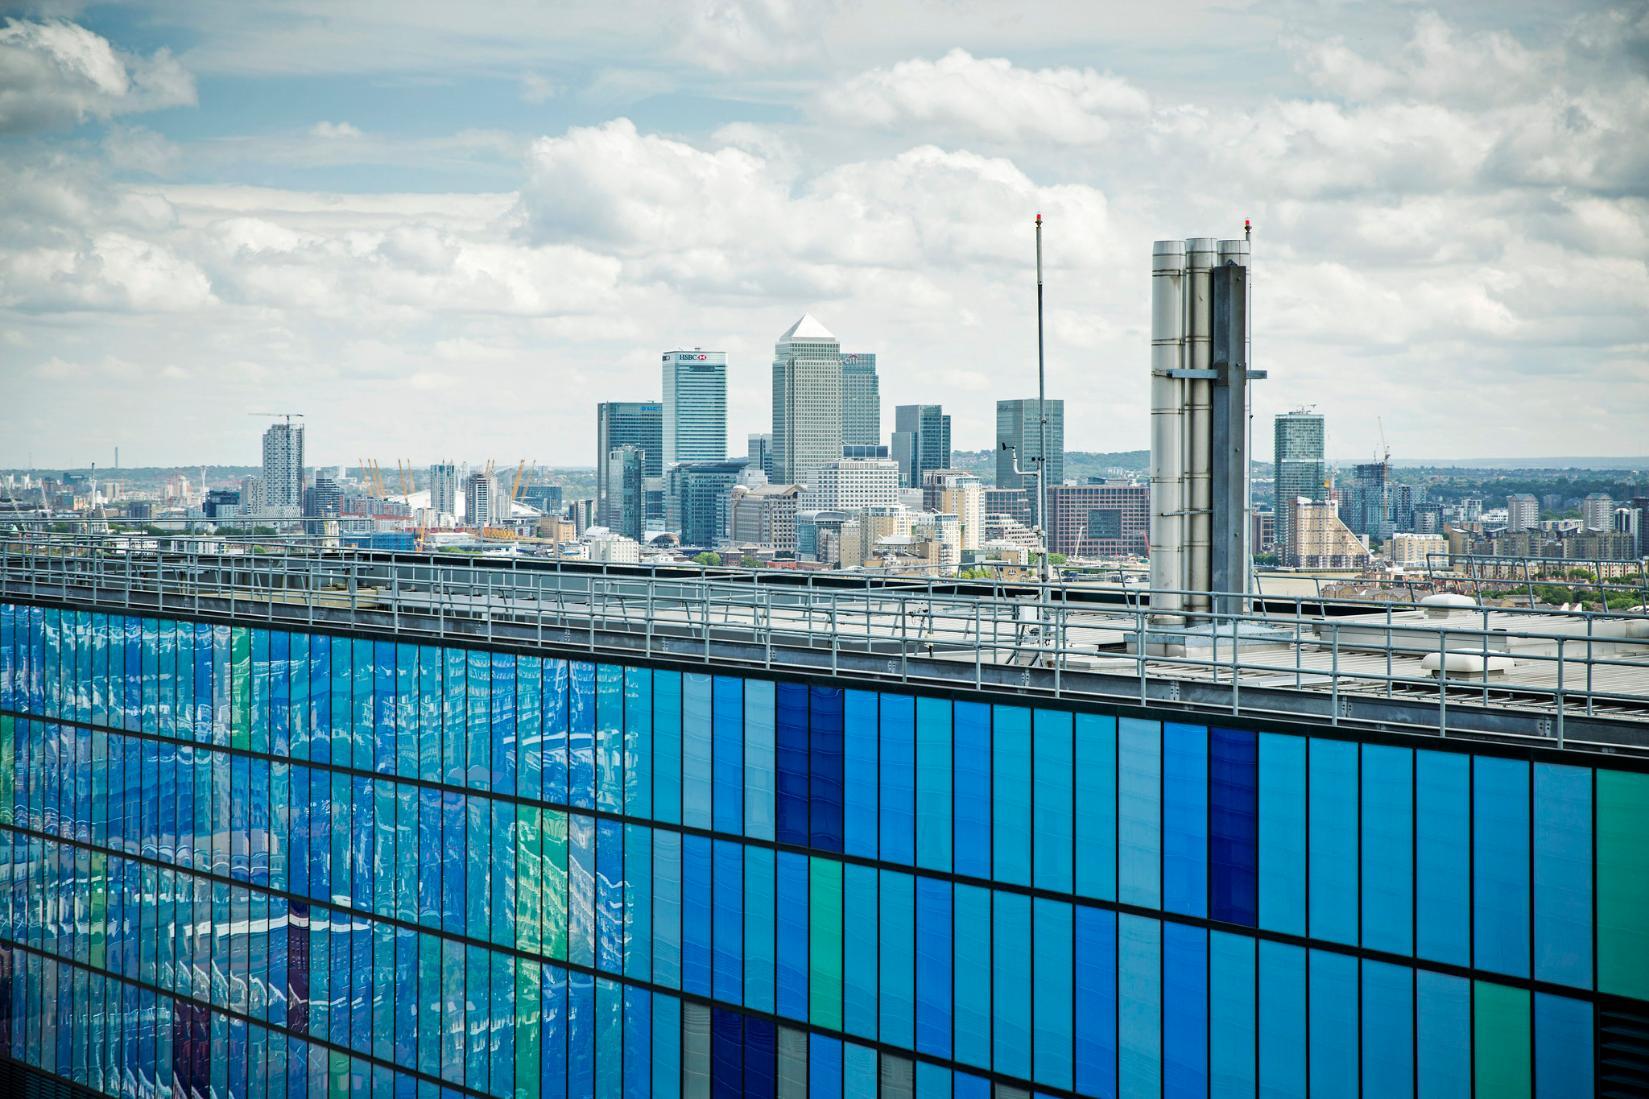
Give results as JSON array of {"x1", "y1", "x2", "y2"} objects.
[{"x1": 1150, "y1": 229, "x2": 1264, "y2": 619}]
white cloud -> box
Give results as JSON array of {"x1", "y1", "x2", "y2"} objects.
[
  {"x1": 4, "y1": 9, "x2": 1647, "y2": 467},
  {"x1": 103, "y1": 125, "x2": 182, "y2": 175},
  {"x1": 0, "y1": 18, "x2": 195, "y2": 133},
  {"x1": 519, "y1": 72, "x2": 556, "y2": 103},
  {"x1": 819, "y1": 48, "x2": 1150, "y2": 145},
  {"x1": 309, "y1": 119, "x2": 362, "y2": 139}
]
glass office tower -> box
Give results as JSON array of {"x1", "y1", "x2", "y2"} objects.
[{"x1": 1, "y1": 599, "x2": 1645, "y2": 1098}]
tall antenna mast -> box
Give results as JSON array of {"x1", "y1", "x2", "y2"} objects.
[{"x1": 1035, "y1": 213, "x2": 1050, "y2": 592}]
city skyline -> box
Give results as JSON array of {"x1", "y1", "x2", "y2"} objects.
[{"x1": 5, "y1": 3, "x2": 1646, "y2": 469}]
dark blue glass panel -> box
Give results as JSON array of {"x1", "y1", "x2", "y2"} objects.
[
  {"x1": 1163, "y1": 722, "x2": 1207, "y2": 918},
  {"x1": 744, "y1": 1015, "x2": 776, "y2": 1099},
  {"x1": 843, "y1": 690, "x2": 879, "y2": 860},
  {"x1": 808, "y1": 686, "x2": 843, "y2": 852},
  {"x1": 1415, "y1": 749, "x2": 1469, "y2": 966},
  {"x1": 1473, "y1": 756, "x2": 1530, "y2": 977},
  {"x1": 952, "y1": 701, "x2": 991, "y2": 880},
  {"x1": 1209, "y1": 728, "x2": 1258, "y2": 926},
  {"x1": 1361, "y1": 960, "x2": 1413, "y2": 1099},
  {"x1": 711, "y1": 1008, "x2": 742, "y2": 1099},
  {"x1": 1361, "y1": 745, "x2": 1413, "y2": 956},
  {"x1": 1163, "y1": 922, "x2": 1208, "y2": 1099},
  {"x1": 775, "y1": 683, "x2": 809, "y2": 847}
]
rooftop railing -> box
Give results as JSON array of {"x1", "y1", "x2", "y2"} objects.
[{"x1": 3, "y1": 531, "x2": 1648, "y2": 754}]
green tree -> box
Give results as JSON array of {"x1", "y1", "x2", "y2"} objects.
[{"x1": 693, "y1": 551, "x2": 722, "y2": 567}]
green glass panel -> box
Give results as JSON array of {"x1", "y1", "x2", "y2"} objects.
[
  {"x1": 1473, "y1": 981, "x2": 1530, "y2": 1099},
  {"x1": 230, "y1": 627, "x2": 251, "y2": 750},
  {"x1": 515, "y1": 958, "x2": 541, "y2": 1099},
  {"x1": 517, "y1": 805, "x2": 543, "y2": 955},
  {"x1": 810, "y1": 857, "x2": 843, "y2": 1031},
  {"x1": 543, "y1": 809, "x2": 568, "y2": 961},
  {"x1": 1598, "y1": 769, "x2": 1649, "y2": 1000},
  {"x1": 329, "y1": 1049, "x2": 349, "y2": 1099},
  {"x1": 250, "y1": 628, "x2": 268, "y2": 753}
]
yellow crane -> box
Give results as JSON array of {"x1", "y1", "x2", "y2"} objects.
[{"x1": 509, "y1": 459, "x2": 528, "y2": 504}]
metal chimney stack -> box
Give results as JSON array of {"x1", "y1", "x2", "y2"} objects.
[{"x1": 1149, "y1": 230, "x2": 1263, "y2": 620}]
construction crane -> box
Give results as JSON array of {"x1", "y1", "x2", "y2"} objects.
[
  {"x1": 1377, "y1": 416, "x2": 1392, "y2": 465},
  {"x1": 355, "y1": 458, "x2": 387, "y2": 499},
  {"x1": 509, "y1": 459, "x2": 528, "y2": 505},
  {"x1": 250, "y1": 411, "x2": 305, "y2": 426},
  {"x1": 396, "y1": 459, "x2": 414, "y2": 500}
]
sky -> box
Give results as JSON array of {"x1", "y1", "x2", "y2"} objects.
[{"x1": 2, "y1": 0, "x2": 1646, "y2": 470}]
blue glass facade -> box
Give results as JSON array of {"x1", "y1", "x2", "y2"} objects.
[{"x1": 1, "y1": 599, "x2": 1648, "y2": 1098}]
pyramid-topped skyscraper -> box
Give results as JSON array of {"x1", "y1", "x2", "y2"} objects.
[{"x1": 771, "y1": 314, "x2": 843, "y2": 486}]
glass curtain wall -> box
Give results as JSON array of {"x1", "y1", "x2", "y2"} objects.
[{"x1": 0, "y1": 601, "x2": 1645, "y2": 1099}]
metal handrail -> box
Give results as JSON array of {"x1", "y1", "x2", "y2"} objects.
[{"x1": 3, "y1": 532, "x2": 1647, "y2": 751}]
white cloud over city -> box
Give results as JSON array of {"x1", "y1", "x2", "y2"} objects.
[{"x1": 2, "y1": 1, "x2": 1646, "y2": 468}]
